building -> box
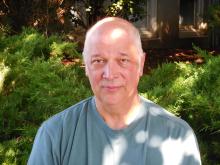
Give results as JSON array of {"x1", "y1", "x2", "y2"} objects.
[
  {"x1": 133, "y1": 0, "x2": 220, "y2": 49},
  {"x1": 72, "y1": 0, "x2": 220, "y2": 49}
]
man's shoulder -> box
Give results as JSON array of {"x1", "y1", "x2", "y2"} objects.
[
  {"x1": 140, "y1": 96, "x2": 192, "y2": 131},
  {"x1": 41, "y1": 97, "x2": 93, "y2": 132}
]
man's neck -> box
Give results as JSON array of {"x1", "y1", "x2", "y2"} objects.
[{"x1": 95, "y1": 95, "x2": 141, "y2": 130}]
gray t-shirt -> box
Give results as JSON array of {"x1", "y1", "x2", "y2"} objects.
[{"x1": 28, "y1": 96, "x2": 201, "y2": 165}]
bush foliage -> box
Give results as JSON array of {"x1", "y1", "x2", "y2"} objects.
[
  {"x1": 0, "y1": 28, "x2": 91, "y2": 164},
  {"x1": 0, "y1": 28, "x2": 219, "y2": 164},
  {"x1": 139, "y1": 48, "x2": 220, "y2": 164}
]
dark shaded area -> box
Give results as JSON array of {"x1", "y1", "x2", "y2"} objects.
[
  {"x1": 180, "y1": 0, "x2": 195, "y2": 25},
  {"x1": 143, "y1": 48, "x2": 220, "y2": 74}
]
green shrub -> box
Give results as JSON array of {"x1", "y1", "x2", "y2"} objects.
[
  {"x1": 0, "y1": 28, "x2": 80, "y2": 61},
  {"x1": 50, "y1": 41, "x2": 81, "y2": 59},
  {"x1": 0, "y1": 132, "x2": 35, "y2": 165},
  {"x1": 139, "y1": 51, "x2": 220, "y2": 165},
  {"x1": 205, "y1": 4, "x2": 220, "y2": 28},
  {"x1": 0, "y1": 28, "x2": 91, "y2": 164},
  {"x1": 0, "y1": 57, "x2": 91, "y2": 137},
  {"x1": 139, "y1": 62, "x2": 199, "y2": 115}
]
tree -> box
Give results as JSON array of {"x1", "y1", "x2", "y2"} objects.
[{"x1": 0, "y1": 0, "x2": 146, "y2": 34}]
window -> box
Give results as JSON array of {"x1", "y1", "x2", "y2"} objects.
[
  {"x1": 179, "y1": 0, "x2": 207, "y2": 37},
  {"x1": 133, "y1": 0, "x2": 158, "y2": 38}
]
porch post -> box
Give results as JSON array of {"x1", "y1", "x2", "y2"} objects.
[{"x1": 157, "y1": 0, "x2": 179, "y2": 47}]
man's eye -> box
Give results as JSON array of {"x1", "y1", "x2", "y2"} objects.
[
  {"x1": 92, "y1": 59, "x2": 104, "y2": 64},
  {"x1": 120, "y1": 58, "x2": 129, "y2": 64}
]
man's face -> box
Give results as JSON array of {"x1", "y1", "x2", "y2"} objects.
[{"x1": 84, "y1": 26, "x2": 145, "y2": 106}]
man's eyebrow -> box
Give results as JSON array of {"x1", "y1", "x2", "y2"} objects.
[
  {"x1": 90, "y1": 53, "x2": 129, "y2": 58},
  {"x1": 119, "y1": 52, "x2": 129, "y2": 56},
  {"x1": 90, "y1": 54, "x2": 102, "y2": 58}
]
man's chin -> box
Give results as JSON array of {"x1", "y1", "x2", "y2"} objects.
[{"x1": 97, "y1": 95, "x2": 123, "y2": 106}]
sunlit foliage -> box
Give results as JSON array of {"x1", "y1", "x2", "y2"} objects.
[
  {"x1": 0, "y1": 28, "x2": 91, "y2": 164},
  {"x1": 139, "y1": 48, "x2": 220, "y2": 165}
]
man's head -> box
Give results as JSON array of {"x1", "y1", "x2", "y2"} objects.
[
  {"x1": 83, "y1": 17, "x2": 145, "y2": 106},
  {"x1": 83, "y1": 17, "x2": 144, "y2": 61}
]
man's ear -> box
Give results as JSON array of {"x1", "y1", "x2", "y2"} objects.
[
  {"x1": 139, "y1": 52, "x2": 146, "y2": 76},
  {"x1": 85, "y1": 65, "x2": 88, "y2": 77},
  {"x1": 83, "y1": 56, "x2": 89, "y2": 77}
]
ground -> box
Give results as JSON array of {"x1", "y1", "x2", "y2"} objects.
[{"x1": 143, "y1": 48, "x2": 220, "y2": 74}]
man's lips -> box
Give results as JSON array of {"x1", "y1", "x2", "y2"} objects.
[{"x1": 101, "y1": 85, "x2": 122, "y2": 92}]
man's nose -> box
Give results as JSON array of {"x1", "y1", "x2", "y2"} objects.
[{"x1": 102, "y1": 62, "x2": 118, "y2": 80}]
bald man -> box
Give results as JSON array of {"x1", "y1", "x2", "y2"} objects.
[{"x1": 28, "y1": 17, "x2": 201, "y2": 165}]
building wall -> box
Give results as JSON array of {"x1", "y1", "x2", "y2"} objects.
[{"x1": 141, "y1": 0, "x2": 210, "y2": 49}]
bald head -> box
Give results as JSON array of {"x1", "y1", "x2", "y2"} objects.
[{"x1": 83, "y1": 17, "x2": 144, "y2": 60}]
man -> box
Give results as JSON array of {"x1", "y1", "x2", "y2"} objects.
[{"x1": 28, "y1": 17, "x2": 201, "y2": 165}]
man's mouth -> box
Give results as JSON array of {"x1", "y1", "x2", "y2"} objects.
[{"x1": 102, "y1": 85, "x2": 122, "y2": 92}]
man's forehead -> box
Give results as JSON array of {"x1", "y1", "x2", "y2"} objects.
[
  {"x1": 111, "y1": 27, "x2": 131, "y2": 39},
  {"x1": 93, "y1": 27, "x2": 128, "y2": 43}
]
